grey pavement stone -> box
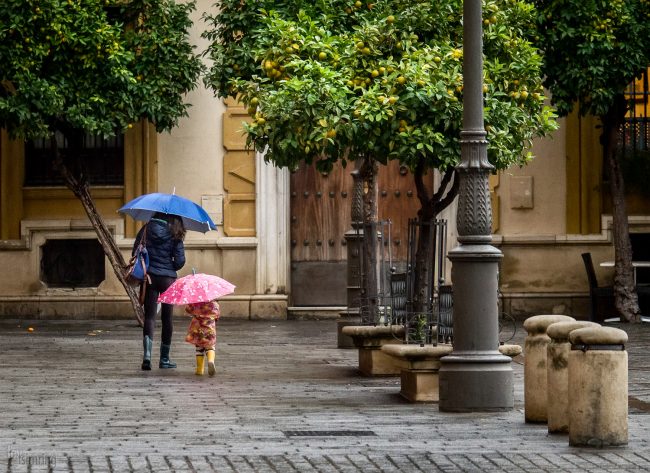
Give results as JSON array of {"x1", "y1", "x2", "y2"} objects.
[{"x1": 1, "y1": 318, "x2": 650, "y2": 472}]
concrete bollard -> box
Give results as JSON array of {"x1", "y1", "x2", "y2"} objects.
[
  {"x1": 568, "y1": 326, "x2": 628, "y2": 447},
  {"x1": 546, "y1": 321, "x2": 600, "y2": 433},
  {"x1": 523, "y1": 314, "x2": 575, "y2": 423}
]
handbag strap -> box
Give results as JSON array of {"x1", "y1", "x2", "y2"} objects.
[{"x1": 140, "y1": 223, "x2": 148, "y2": 247}]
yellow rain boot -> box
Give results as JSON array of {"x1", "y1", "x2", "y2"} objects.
[
  {"x1": 195, "y1": 353, "x2": 205, "y2": 376},
  {"x1": 206, "y1": 349, "x2": 216, "y2": 377}
]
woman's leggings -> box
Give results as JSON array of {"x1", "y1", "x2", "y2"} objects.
[{"x1": 142, "y1": 274, "x2": 176, "y2": 344}]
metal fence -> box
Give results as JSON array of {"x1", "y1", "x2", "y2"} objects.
[
  {"x1": 356, "y1": 220, "x2": 396, "y2": 327},
  {"x1": 354, "y1": 218, "x2": 452, "y2": 346}
]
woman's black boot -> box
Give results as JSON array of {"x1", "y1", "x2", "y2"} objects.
[
  {"x1": 159, "y1": 343, "x2": 177, "y2": 369},
  {"x1": 141, "y1": 336, "x2": 153, "y2": 370}
]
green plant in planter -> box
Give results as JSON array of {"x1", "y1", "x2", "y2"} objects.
[{"x1": 413, "y1": 313, "x2": 428, "y2": 346}]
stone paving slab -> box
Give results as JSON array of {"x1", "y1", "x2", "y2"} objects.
[{"x1": 0, "y1": 318, "x2": 649, "y2": 472}]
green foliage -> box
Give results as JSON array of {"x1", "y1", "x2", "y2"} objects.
[
  {"x1": 533, "y1": 0, "x2": 650, "y2": 117},
  {"x1": 0, "y1": 0, "x2": 203, "y2": 139},
  {"x1": 413, "y1": 313, "x2": 428, "y2": 343},
  {"x1": 203, "y1": 0, "x2": 557, "y2": 173}
]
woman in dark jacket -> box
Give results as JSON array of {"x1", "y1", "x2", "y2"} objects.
[{"x1": 134, "y1": 212, "x2": 186, "y2": 370}]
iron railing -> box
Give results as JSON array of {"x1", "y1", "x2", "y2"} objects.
[{"x1": 354, "y1": 217, "x2": 452, "y2": 346}]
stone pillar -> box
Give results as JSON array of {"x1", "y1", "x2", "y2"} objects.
[
  {"x1": 522, "y1": 314, "x2": 575, "y2": 423},
  {"x1": 569, "y1": 326, "x2": 628, "y2": 447},
  {"x1": 346, "y1": 168, "x2": 364, "y2": 310},
  {"x1": 256, "y1": 154, "x2": 290, "y2": 297},
  {"x1": 546, "y1": 321, "x2": 600, "y2": 433}
]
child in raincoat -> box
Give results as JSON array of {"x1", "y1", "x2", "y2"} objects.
[{"x1": 184, "y1": 299, "x2": 220, "y2": 376}]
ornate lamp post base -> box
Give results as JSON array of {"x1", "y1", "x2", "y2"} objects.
[{"x1": 439, "y1": 244, "x2": 513, "y2": 411}]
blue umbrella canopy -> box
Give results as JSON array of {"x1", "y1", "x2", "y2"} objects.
[{"x1": 118, "y1": 192, "x2": 217, "y2": 233}]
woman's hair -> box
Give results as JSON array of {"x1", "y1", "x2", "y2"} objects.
[
  {"x1": 153, "y1": 212, "x2": 186, "y2": 241},
  {"x1": 168, "y1": 214, "x2": 186, "y2": 241}
]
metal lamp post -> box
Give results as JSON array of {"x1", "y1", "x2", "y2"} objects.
[{"x1": 438, "y1": 0, "x2": 514, "y2": 411}]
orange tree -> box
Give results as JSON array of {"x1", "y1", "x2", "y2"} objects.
[
  {"x1": 204, "y1": 0, "x2": 557, "y2": 316},
  {"x1": 534, "y1": 0, "x2": 650, "y2": 322},
  {"x1": 0, "y1": 0, "x2": 202, "y2": 325}
]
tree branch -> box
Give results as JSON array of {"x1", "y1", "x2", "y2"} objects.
[
  {"x1": 433, "y1": 170, "x2": 459, "y2": 217},
  {"x1": 413, "y1": 160, "x2": 430, "y2": 217}
]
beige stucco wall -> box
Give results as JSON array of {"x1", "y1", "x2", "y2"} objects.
[
  {"x1": 492, "y1": 119, "x2": 614, "y2": 319},
  {"x1": 147, "y1": 1, "x2": 274, "y2": 318},
  {"x1": 157, "y1": 1, "x2": 225, "y2": 243},
  {"x1": 496, "y1": 118, "x2": 567, "y2": 236}
]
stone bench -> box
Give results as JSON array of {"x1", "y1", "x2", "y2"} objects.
[
  {"x1": 341, "y1": 325, "x2": 406, "y2": 376},
  {"x1": 381, "y1": 344, "x2": 453, "y2": 402}
]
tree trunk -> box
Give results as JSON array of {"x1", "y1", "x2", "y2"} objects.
[
  {"x1": 412, "y1": 161, "x2": 435, "y2": 314},
  {"x1": 52, "y1": 134, "x2": 145, "y2": 326},
  {"x1": 411, "y1": 165, "x2": 458, "y2": 315},
  {"x1": 602, "y1": 96, "x2": 641, "y2": 323},
  {"x1": 359, "y1": 156, "x2": 380, "y2": 324}
]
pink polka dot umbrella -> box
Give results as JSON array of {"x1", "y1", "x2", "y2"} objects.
[{"x1": 158, "y1": 271, "x2": 235, "y2": 305}]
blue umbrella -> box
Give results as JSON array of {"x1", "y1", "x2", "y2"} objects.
[{"x1": 118, "y1": 192, "x2": 217, "y2": 233}]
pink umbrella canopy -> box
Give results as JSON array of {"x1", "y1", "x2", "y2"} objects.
[{"x1": 158, "y1": 272, "x2": 236, "y2": 305}]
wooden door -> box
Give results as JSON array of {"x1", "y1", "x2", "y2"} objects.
[{"x1": 290, "y1": 161, "x2": 431, "y2": 306}]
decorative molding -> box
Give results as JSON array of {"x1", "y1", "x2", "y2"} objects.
[
  {"x1": 222, "y1": 100, "x2": 256, "y2": 237},
  {"x1": 455, "y1": 131, "x2": 494, "y2": 242},
  {"x1": 494, "y1": 215, "x2": 650, "y2": 246},
  {"x1": 456, "y1": 168, "x2": 492, "y2": 239},
  {"x1": 0, "y1": 218, "x2": 125, "y2": 251}
]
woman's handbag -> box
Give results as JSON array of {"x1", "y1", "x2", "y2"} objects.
[{"x1": 125, "y1": 225, "x2": 149, "y2": 286}]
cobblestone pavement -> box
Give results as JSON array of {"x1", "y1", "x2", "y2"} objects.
[{"x1": 0, "y1": 318, "x2": 649, "y2": 472}]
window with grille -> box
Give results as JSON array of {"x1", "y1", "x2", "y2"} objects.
[
  {"x1": 24, "y1": 131, "x2": 124, "y2": 186},
  {"x1": 621, "y1": 68, "x2": 650, "y2": 153},
  {"x1": 40, "y1": 239, "x2": 105, "y2": 288},
  {"x1": 615, "y1": 68, "x2": 650, "y2": 197}
]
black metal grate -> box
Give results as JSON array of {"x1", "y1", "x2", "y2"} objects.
[
  {"x1": 40, "y1": 239, "x2": 105, "y2": 288},
  {"x1": 283, "y1": 430, "x2": 376, "y2": 437},
  {"x1": 402, "y1": 218, "x2": 450, "y2": 345},
  {"x1": 25, "y1": 131, "x2": 124, "y2": 186}
]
